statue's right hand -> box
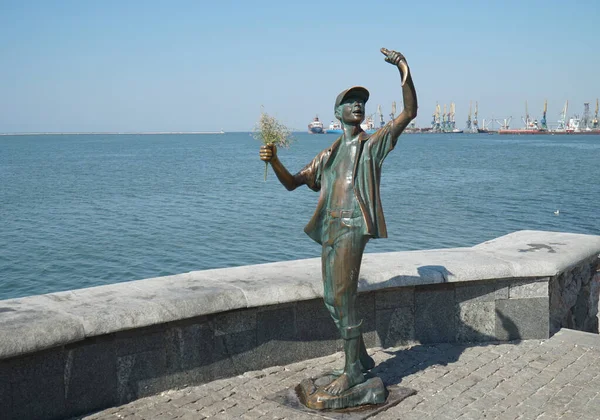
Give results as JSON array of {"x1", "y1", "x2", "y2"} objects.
[{"x1": 259, "y1": 143, "x2": 278, "y2": 162}]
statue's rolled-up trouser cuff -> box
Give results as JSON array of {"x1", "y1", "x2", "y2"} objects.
[{"x1": 340, "y1": 320, "x2": 363, "y2": 340}]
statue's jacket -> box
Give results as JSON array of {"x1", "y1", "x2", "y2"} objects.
[{"x1": 296, "y1": 122, "x2": 397, "y2": 245}]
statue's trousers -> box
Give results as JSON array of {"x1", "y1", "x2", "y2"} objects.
[{"x1": 321, "y1": 212, "x2": 369, "y2": 338}]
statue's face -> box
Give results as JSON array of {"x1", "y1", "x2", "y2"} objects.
[{"x1": 336, "y1": 96, "x2": 366, "y2": 125}]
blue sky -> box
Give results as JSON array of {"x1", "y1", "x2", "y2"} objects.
[{"x1": 1, "y1": 0, "x2": 598, "y2": 132}]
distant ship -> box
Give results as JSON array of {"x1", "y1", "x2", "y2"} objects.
[
  {"x1": 498, "y1": 119, "x2": 547, "y2": 134},
  {"x1": 497, "y1": 100, "x2": 600, "y2": 135},
  {"x1": 360, "y1": 116, "x2": 377, "y2": 134},
  {"x1": 308, "y1": 116, "x2": 324, "y2": 134},
  {"x1": 551, "y1": 100, "x2": 600, "y2": 134},
  {"x1": 327, "y1": 120, "x2": 342, "y2": 134},
  {"x1": 326, "y1": 114, "x2": 377, "y2": 134},
  {"x1": 325, "y1": 105, "x2": 406, "y2": 135},
  {"x1": 499, "y1": 101, "x2": 548, "y2": 135},
  {"x1": 498, "y1": 128, "x2": 547, "y2": 135},
  {"x1": 498, "y1": 121, "x2": 547, "y2": 135}
]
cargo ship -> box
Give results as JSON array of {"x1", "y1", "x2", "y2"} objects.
[
  {"x1": 552, "y1": 100, "x2": 600, "y2": 134},
  {"x1": 499, "y1": 101, "x2": 548, "y2": 135},
  {"x1": 498, "y1": 128, "x2": 547, "y2": 135},
  {"x1": 499, "y1": 100, "x2": 600, "y2": 135},
  {"x1": 307, "y1": 116, "x2": 324, "y2": 134},
  {"x1": 326, "y1": 120, "x2": 342, "y2": 134},
  {"x1": 360, "y1": 115, "x2": 377, "y2": 134}
]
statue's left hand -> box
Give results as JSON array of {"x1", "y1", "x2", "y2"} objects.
[{"x1": 381, "y1": 48, "x2": 409, "y2": 86}]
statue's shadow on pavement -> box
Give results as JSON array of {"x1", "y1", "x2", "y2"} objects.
[
  {"x1": 365, "y1": 264, "x2": 523, "y2": 390},
  {"x1": 370, "y1": 312, "x2": 521, "y2": 389}
]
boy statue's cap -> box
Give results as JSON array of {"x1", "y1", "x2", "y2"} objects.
[{"x1": 334, "y1": 86, "x2": 369, "y2": 111}]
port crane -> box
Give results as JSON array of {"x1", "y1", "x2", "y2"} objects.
[
  {"x1": 465, "y1": 101, "x2": 472, "y2": 132},
  {"x1": 496, "y1": 117, "x2": 512, "y2": 130},
  {"x1": 523, "y1": 101, "x2": 530, "y2": 128},
  {"x1": 480, "y1": 119, "x2": 492, "y2": 132},
  {"x1": 582, "y1": 103, "x2": 591, "y2": 130},
  {"x1": 377, "y1": 104, "x2": 385, "y2": 128},
  {"x1": 465, "y1": 101, "x2": 480, "y2": 133},
  {"x1": 540, "y1": 100, "x2": 548, "y2": 130},
  {"x1": 449, "y1": 103, "x2": 456, "y2": 131},
  {"x1": 431, "y1": 103, "x2": 441, "y2": 132},
  {"x1": 556, "y1": 101, "x2": 568, "y2": 131},
  {"x1": 522, "y1": 101, "x2": 540, "y2": 130},
  {"x1": 389, "y1": 101, "x2": 396, "y2": 121},
  {"x1": 442, "y1": 104, "x2": 449, "y2": 132},
  {"x1": 593, "y1": 99, "x2": 599, "y2": 129}
]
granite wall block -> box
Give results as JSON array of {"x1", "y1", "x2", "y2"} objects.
[
  {"x1": 375, "y1": 288, "x2": 414, "y2": 310},
  {"x1": 415, "y1": 285, "x2": 456, "y2": 343},
  {"x1": 64, "y1": 338, "x2": 117, "y2": 416},
  {"x1": 456, "y1": 301, "x2": 496, "y2": 342},
  {"x1": 455, "y1": 281, "x2": 496, "y2": 303},
  {"x1": 115, "y1": 325, "x2": 166, "y2": 356},
  {"x1": 117, "y1": 348, "x2": 167, "y2": 404},
  {"x1": 376, "y1": 306, "x2": 415, "y2": 347},
  {"x1": 11, "y1": 372, "x2": 65, "y2": 420},
  {"x1": 4, "y1": 347, "x2": 67, "y2": 420},
  {"x1": 496, "y1": 297, "x2": 549, "y2": 340},
  {"x1": 0, "y1": 377, "x2": 11, "y2": 420},
  {"x1": 212, "y1": 309, "x2": 257, "y2": 336},
  {"x1": 165, "y1": 322, "x2": 214, "y2": 372},
  {"x1": 510, "y1": 278, "x2": 549, "y2": 299},
  {"x1": 257, "y1": 305, "x2": 296, "y2": 343},
  {"x1": 296, "y1": 299, "x2": 339, "y2": 341}
]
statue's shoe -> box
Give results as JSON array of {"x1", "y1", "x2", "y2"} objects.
[{"x1": 297, "y1": 375, "x2": 388, "y2": 410}]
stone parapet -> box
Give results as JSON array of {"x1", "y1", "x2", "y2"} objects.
[
  {"x1": 1, "y1": 230, "x2": 599, "y2": 360},
  {"x1": 0, "y1": 230, "x2": 599, "y2": 419}
]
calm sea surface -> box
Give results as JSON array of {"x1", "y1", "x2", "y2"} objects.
[{"x1": 1, "y1": 132, "x2": 599, "y2": 300}]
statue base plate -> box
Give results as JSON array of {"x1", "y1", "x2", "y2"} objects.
[{"x1": 267, "y1": 374, "x2": 416, "y2": 419}]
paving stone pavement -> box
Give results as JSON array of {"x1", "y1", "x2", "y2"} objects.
[{"x1": 80, "y1": 329, "x2": 600, "y2": 420}]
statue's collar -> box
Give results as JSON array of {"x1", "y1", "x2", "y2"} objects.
[{"x1": 328, "y1": 130, "x2": 370, "y2": 153}]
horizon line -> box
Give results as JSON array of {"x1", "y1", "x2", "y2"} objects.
[
  {"x1": 0, "y1": 130, "x2": 320, "y2": 136},
  {"x1": 0, "y1": 131, "x2": 235, "y2": 136}
]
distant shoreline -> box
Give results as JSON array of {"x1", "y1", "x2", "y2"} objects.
[{"x1": 0, "y1": 131, "x2": 226, "y2": 136}]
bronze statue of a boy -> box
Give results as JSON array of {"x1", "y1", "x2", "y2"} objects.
[{"x1": 260, "y1": 48, "x2": 417, "y2": 407}]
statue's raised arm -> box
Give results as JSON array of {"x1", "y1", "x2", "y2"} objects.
[{"x1": 380, "y1": 48, "x2": 418, "y2": 140}]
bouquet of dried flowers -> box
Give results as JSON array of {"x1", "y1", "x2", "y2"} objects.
[{"x1": 253, "y1": 109, "x2": 294, "y2": 180}]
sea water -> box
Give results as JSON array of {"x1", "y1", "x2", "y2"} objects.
[{"x1": 1, "y1": 132, "x2": 599, "y2": 300}]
